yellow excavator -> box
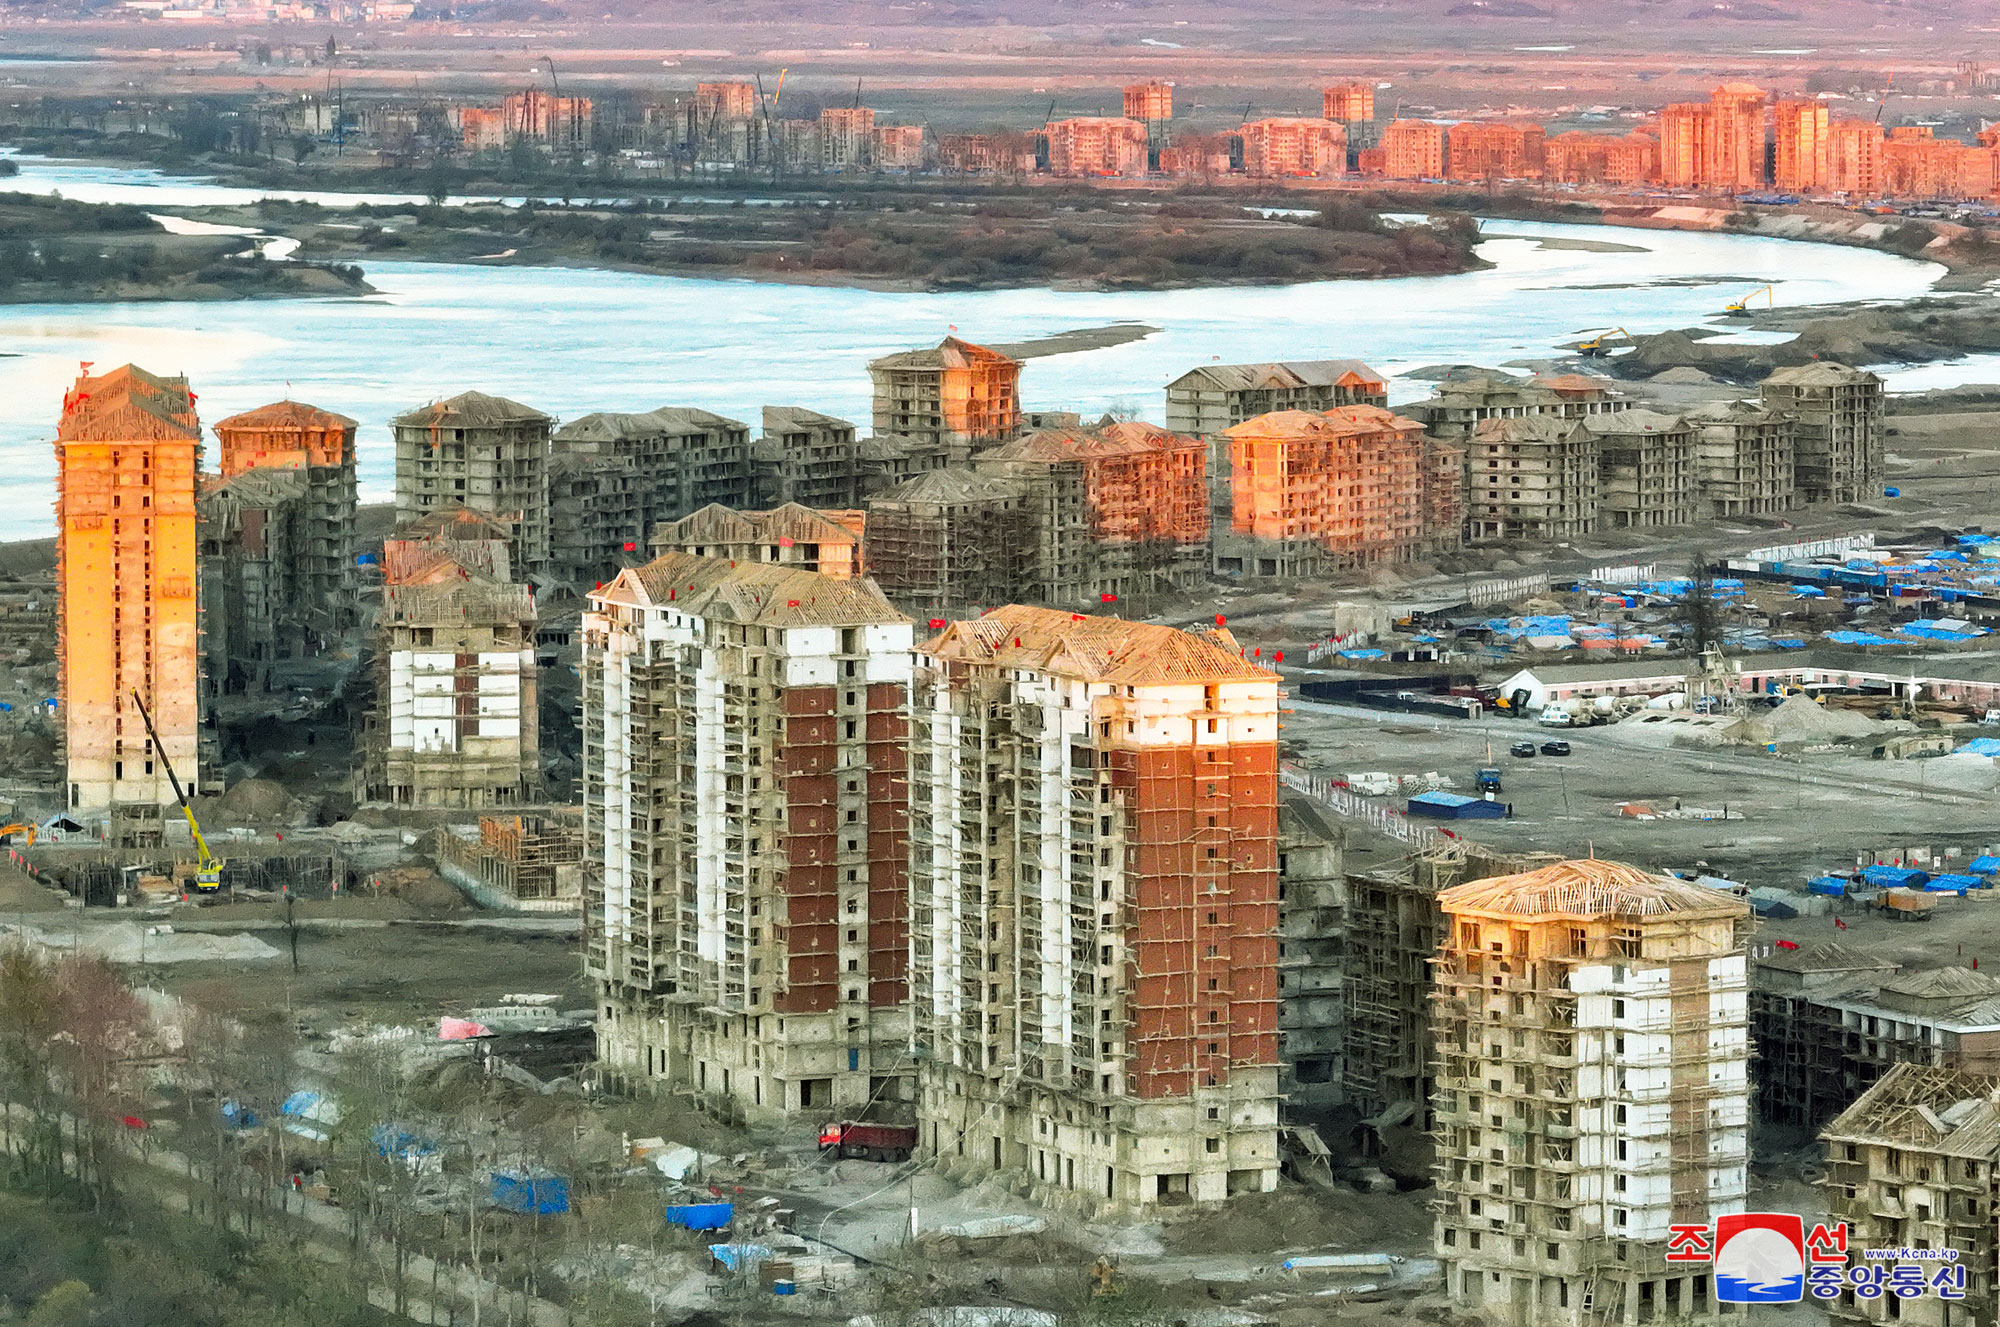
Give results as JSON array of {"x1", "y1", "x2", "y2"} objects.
[
  {"x1": 1577, "y1": 326, "x2": 1631, "y2": 356},
  {"x1": 0, "y1": 822, "x2": 34, "y2": 848},
  {"x1": 129, "y1": 690, "x2": 222, "y2": 892},
  {"x1": 1724, "y1": 284, "x2": 1774, "y2": 316}
]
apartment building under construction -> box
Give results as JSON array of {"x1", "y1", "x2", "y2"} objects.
[
  {"x1": 1464, "y1": 417, "x2": 1600, "y2": 543},
  {"x1": 198, "y1": 467, "x2": 310, "y2": 697},
  {"x1": 360, "y1": 519, "x2": 540, "y2": 807},
  {"x1": 971, "y1": 420, "x2": 1209, "y2": 604},
  {"x1": 1760, "y1": 362, "x2": 1885, "y2": 505},
  {"x1": 862, "y1": 469, "x2": 1031, "y2": 614},
  {"x1": 649, "y1": 503, "x2": 865, "y2": 580},
  {"x1": 1164, "y1": 359, "x2": 1388, "y2": 514},
  {"x1": 869, "y1": 337, "x2": 1022, "y2": 453},
  {"x1": 1217, "y1": 406, "x2": 1462, "y2": 578},
  {"x1": 908, "y1": 607, "x2": 1282, "y2": 1207},
  {"x1": 212, "y1": 399, "x2": 359, "y2": 636},
  {"x1": 1432, "y1": 859, "x2": 1753, "y2": 1327},
  {"x1": 582, "y1": 554, "x2": 917, "y2": 1120},
  {"x1": 1583, "y1": 410, "x2": 1699, "y2": 530},
  {"x1": 393, "y1": 391, "x2": 553, "y2": 575},
  {"x1": 553, "y1": 406, "x2": 756, "y2": 530},
  {"x1": 56, "y1": 364, "x2": 203, "y2": 818},
  {"x1": 1686, "y1": 398, "x2": 1797, "y2": 517},
  {"x1": 1753, "y1": 948, "x2": 2000, "y2": 1131},
  {"x1": 1820, "y1": 1063, "x2": 2000, "y2": 1326}
]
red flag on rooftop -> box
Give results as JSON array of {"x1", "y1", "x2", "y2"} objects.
[
  {"x1": 779, "y1": 536, "x2": 794, "y2": 547},
  {"x1": 1101, "y1": 593, "x2": 1117, "y2": 603},
  {"x1": 623, "y1": 542, "x2": 637, "y2": 551},
  {"x1": 929, "y1": 618, "x2": 945, "y2": 628}
]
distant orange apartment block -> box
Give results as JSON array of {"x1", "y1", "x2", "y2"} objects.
[
  {"x1": 1044, "y1": 116, "x2": 1150, "y2": 176},
  {"x1": 874, "y1": 123, "x2": 926, "y2": 170},
  {"x1": 1773, "y1": 99, "x2": 1830, "y2": 193},
  {"x1": 1324, "y1": 83, "x2": 1375, "y2": 123},
  {"x1": 696, "y1": 81, "x2": 759, "y2": 120},
  {"x1": 56, "y1": 365, "x2": 202, "y2": 814},
  {"x1": 1122, "y1": 80, "x2": 1174, "y2": 122},
  {"x1": 1379, "y1": 120, "x2": 1445, "y2": 180},
  {"x1": 460, "y1": 106, "x2": 505, "y2": 151},
  {"x1": 1709, "y1": 84, "x2": 1769, "y2": 191},
  {"x1": 1239, "y1": 118, "x2": 1347, "y2": 178},
  {"x1": 1656, "y1": 85, "x2": 1766, "y2": 192},
  {"x1": 1544, "y1": 131, "x2": 1658, "y2": 185},
  {"x1": 1446, "y1": 122, "x2": 1546, "y2": 181},
  {"x1": 1882, "y1": 126, "x2": 2000, "y2": 200},
  {"x1": 1830, "y1": 119, "x2": 1886, "y2": 194}
]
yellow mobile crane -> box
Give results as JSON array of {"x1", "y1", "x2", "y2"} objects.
[
  {"x1": 1724, "y1": 284, "x2": 1773, "y2": 316},
  {"x1": 129, "y1": 689, "x2": 221, "y2": 892}
]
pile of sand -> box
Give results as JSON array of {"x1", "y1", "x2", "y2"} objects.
[
  {"x1": 1649, "y1": 366, "x2": 1718, "y2": 385},
  {"x1": 50, "y1": 922, "x2": 281, "y2": 965},
  {"x1": 1733, "y1": 695, "x2": 1876, "y2": 745},
  {"x1": 210, "y1": 778, "x2": 304, "y2": 825}
]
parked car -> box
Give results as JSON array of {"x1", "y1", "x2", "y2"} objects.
[
  {"x1": 1509, "y1": 742, "x2": 1538, "y2": 758},
  {"x1": 1540, "y1": 740, "x2": 1573, "y2": 757}
]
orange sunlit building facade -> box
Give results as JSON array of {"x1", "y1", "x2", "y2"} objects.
[
  {"x1": 1378, "y1": 119, "x2": 1445, "y2": 180},
  {"x1": 1543, "y1": 131, "x2": 1658, "y2": 185},
  {"x1": 1122, "y1": 80, "x2": 1174, "y2": 123},
  {"x1": 1446, "y1": 122, "x2": 1546, "y2": 182},
  {"x1": 1239, "y1": 118, "x2": 1347, "y2": 178},
  {"x1": 56, "y1": 365, "x2": 202, "y2": 815},
  {"x1": 1043, "y1": 116, "x2": 1150, "y2": 176},
  {"x1": 1773, "y1": 99, "x2": 1830, "y2": 193},
  {"x1": 1324, "y1": 83, "x2": 1375, "y2": 124},
  {"x1": 1829, "y1": 119, "x2": 1886, "y2": 194},
  {"x1": 1656, "y1": 85, "x2": 1767, "y2": 192},
  {"x1": 1223, "y1": 406, "x2": 1461, "y2": 573}
]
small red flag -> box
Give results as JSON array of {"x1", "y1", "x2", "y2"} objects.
[
  {"x1": 1215, "y1": 614, "x2": 1226, "y2": 626},
  {"x1": 1274, "y1": 651, "x2": 1283, "y2": 663},
  {"x1": 779, "y1": 536, "x2": 794, "y2": 547},
  {"x1": 1253, "y1": 648, "x2": 1261, "y2": 657},
  {"x1": 1100, "y1": 593, "x2": 1117, "y2": 603},
  {"x1": 623, "y1": 542, "x2": 637, "y2": 551},
  {"x1": 787, "y1": 599, "x2": 801, "y2": 607},
  {"x1": 928, "y1": 618, "x2": 945, "y2": 628}
]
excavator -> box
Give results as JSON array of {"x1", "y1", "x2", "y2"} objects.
[
  {"x1": 0, "y1": 823, "x2": 34, "y2": 848},
  {"x1": 129, "y1": 690, "x2": 222, "y2": 893},
  {"x1": 1576, "y1": 326, "x2": 1631, "y2": 356},
  {"x1": 1724, "y1": 284, "x2": 1774, "y2": 317}
]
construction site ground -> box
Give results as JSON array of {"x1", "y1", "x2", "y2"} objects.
[{"x1": 1285, "y1": 697, "x2": 1999, "y2": 887}]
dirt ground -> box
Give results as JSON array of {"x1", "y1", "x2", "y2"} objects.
[{"x1": 133, "y1": 913, "x2": 590, "y2": 1030}]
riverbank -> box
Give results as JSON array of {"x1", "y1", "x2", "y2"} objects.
[{"x1": 0, "y1": 191, "x2": 371, "y2": 303}]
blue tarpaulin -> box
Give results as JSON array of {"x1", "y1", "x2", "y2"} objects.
[
  {"x1": 1807, "y1": 876, "x2": 1849, "y2": 896},
  {"x1": 1862, "y1": 865, "x2": 1931, "y2": 890},
  {"x1": 490, "y1": 1170, "x2": 570, "y2": 1215},
  {"x1": 1928, "y1": 874, "x2": 1982, "y2": 894},
  {"x1": 1407, "y1": 791, "x2": 1506, "y2": 820},
  {"x1": 709, "y1": 1243, "x2": 773, "y2": 1273},
  {"x1": 1960, "y1": 739, "x2": 2000, "y2": 757},
  {"x1": 666, "y1": 1202, "x2": 734, "y2": 1231},
  {"x1": 1971, "y1": 856, "x2": 2000, "y2": 875}
]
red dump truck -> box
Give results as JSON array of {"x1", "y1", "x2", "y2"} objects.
[{"x1": 818, "y1": 1120, "x2": 917, "y2": 1162}]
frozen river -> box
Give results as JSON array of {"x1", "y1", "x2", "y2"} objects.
[{"x1": 0, "y1": 155, "x2": 1968, "y2": 539}]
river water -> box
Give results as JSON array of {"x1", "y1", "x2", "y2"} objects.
[{"x1": 0, "y1": 155, "x2": 1969, "y2": 540}]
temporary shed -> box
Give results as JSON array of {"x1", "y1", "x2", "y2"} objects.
[{"x1": 1407, "y1": 791, "x2": 1506, "y2": 820}]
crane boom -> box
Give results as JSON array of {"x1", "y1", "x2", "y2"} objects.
[{"x1": 129, "y1": 689, "x2": 221, "y2": 891}]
